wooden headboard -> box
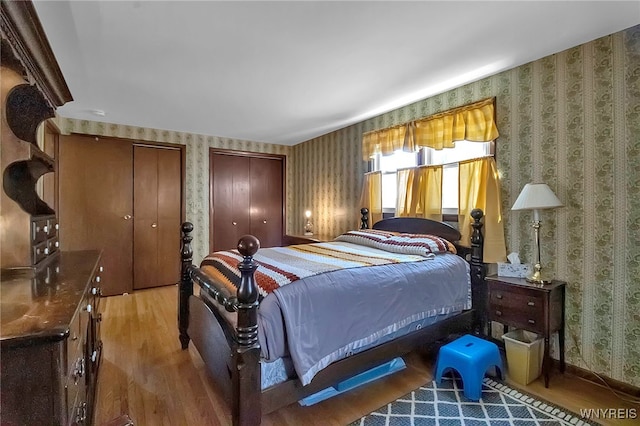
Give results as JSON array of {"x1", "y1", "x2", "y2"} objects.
[{"x1": 372, "y1": 217, "x2": 461, "y2": 243}]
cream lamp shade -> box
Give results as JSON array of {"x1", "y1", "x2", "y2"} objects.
[{"x1": 511, "y1": 183, "x2": 563, "y2": 212}]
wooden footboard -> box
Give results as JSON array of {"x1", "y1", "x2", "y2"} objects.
[
  {"x1": 179, "y1": 210, "x2": 486, "y2": 426},
  {"x1": 179, "y1": 223, "x2": 262, "y2": 425}
]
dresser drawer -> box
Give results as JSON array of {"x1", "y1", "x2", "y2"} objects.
[
  {"x1": 32, "y1": 218, "x2": 49, "y2": 243},
  {"x1": 90, "y1": 267, "x2": 103, "y2": 310},
  {"x1": 66, "y1": 313, "x2": 84, "y2": 376},
  {"x1": 46, "y1": 217, "x2": 59, "y2": 238},
  {"x1": 32, "y1": 240, "x2": 48, "y2": 264},
  {"x1": 47, "y1": 236, "x2": 60, "y2": 255},
  {"x1": 68, "y1": 388, "x2": 88, "y2": 426}
]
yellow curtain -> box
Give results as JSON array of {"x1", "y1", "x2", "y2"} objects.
[
  {"x1": 396, "y1": 166, "x2": 442, "y2": 221},
  {"x1": 416, "y1": 166, "x2": 443, "y2": 221},
  {"x1": 395, "y1": 168, "x2": 415, "y2": 217},
  {"x1": 361, "y1": 123, "x2": 415, "y2": 161},
  {"x1": 458, "y1": 157, "x2": 506, "y2": 263},
  {"x1": 414, "y1": 98, "x2": 499, "y2": 150},
  {"x1": 359, "y1": 171, "x2": 383, "y2": 226}
]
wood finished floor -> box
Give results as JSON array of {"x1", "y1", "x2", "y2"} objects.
[{"x1": 94, "y1": 285, "x2": 639, "y2": 425}]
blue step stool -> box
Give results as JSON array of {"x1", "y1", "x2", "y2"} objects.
[{"x1": 435, "y1": 334, "x2": 503, "y2": 401}]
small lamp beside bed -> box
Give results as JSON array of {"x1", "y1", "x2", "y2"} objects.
[{"x1": 304, "y1": 210, "x2": 313, "y2": 235}]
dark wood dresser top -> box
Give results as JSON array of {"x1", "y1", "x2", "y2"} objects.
[{"x1": 1, "y1": 250, "x2": 101, "y2": 347}]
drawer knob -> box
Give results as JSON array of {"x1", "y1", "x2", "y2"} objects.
[
  {"x1": 495, "y1": 310, "x2": 502, "y2": 316},
  {"x1": 75, "y1": 402, "x2": 87, "y2": 423},
  {"x1": 528, "y1": 319, "x2": 536, "y2": 324},
  {"x1": 496, "y1": 294, "x2": 503, "y2": 299},
  {"x1": 44, "y1": 248, "x2": 50, "y2": 255},
  {"x1": 96, "y1": 276, "x2": 101, "y2": 283},
  {"x1": 527, "y1": 301, "x2": 535, "y2": 306},
  {"x1": 43, "y1": 225, "x2": 49, "y2": 233},
  {"x1": 99, "y1": 266, "x2": 104, "y2": 272},
  {"x1": 73, "y1": 358, "x2": 85, "y2": 383},
  {"x1": 54, "y1": 241, "x2": 59, "y2": 248},
  {"x1": 84, "y1": 304, "x2": 92, "y2": 313},
  {"x1": 55, "y1": 223, "x2": 59, "y2": 230}
]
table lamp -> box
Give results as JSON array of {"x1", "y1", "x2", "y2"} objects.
[
  {"x1": 511, "y1": 183, "x2": 563, "y2": 284},
  {"x1": 304, "y1": 210, "x2": 313, "y2": 235}
]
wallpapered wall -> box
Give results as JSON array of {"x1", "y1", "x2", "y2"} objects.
[
  {"x1": 58, "y1": 25, "x2": 639, "y2": 387},
  {"x1": 292, "y1": 25, "x2": 640, "y2": 387},
  {"x1": 55, "y1": 118, "x2": 292, "y2": 264}
]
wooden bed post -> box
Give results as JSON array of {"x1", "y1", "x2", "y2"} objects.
[
  {"x1": 360, "y1": 207, "x2": 369, "y2": 229},
  {"x1": 469, "y1": 209, "x2": 487, "y2": 334},
  {"x1": 179, "y1": 222, "x2": 194, "y2": 349},
  {"x1": 233, "y1": 235, "x2": 262, "y2": 426}
]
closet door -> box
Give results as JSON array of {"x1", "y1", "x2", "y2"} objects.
[
  {"x1": 210, "y1": 153, "x2": 250, "y2": 251},
  {"x1": 59, "y1": 135, "x2": 133, "y2": 296},
  {"x1": 133, "y1": 146, "x2": 181, "y2": 290},
  {"x1": 249, "y1": 156, "x2": 283, "y2": 248},
  {"x1": 210, "y1": 150, "x2": 284, "y2": 252}
]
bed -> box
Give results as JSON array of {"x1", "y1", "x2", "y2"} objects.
[{"x1": 178, "y1": 208, "x2": 487, "y2": 426}]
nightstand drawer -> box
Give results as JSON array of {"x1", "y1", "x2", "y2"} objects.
[
  {"x1": 489, "y1": 304, "x2": 545, "y2": 333},
  {"x1": 488, "y1": 282, "x2": 545, "y2": 332},
  {"x1": 491, "y1": 288, "x2": 543, "y2": 312}
]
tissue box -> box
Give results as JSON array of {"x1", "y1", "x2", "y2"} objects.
[{"x1": 497, "y1": 262, "x2": 532, "y2": 278}]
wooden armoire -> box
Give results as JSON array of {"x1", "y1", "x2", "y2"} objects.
[
  {"x1": 210, "y1": 150, "x2": 285, "y2": 252},
  {"x1": 59, "y1": 135, "x2": 184, "y2": 296}
]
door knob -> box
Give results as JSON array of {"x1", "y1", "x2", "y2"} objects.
[
  {"x1": 123, "y1": 214, "x2": 132, "y2": 220},
  {"x1": 263, "y1": 220, "x2": 267, "y2": 224},
  {"x1": 151, "y1": 223, "x2": 157, "y2": 228},
  {"x1": 232, "y1": 221, "x2": 237, "y2": 226}
]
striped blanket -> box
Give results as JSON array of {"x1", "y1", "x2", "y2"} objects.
[{"x1": 200, "y1": 235, "x2": 454, "y2": 301}]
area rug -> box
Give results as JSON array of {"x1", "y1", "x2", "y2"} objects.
[{"x1": 350, "y1": 377, "x2": 600, "y2": 425}]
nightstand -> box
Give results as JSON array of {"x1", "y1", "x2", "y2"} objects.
[
  {"x1": 282, "y1": 234, "x2": 335, "y2": 245},
  {"x1": 485, "y1": 275, "x2": 566, "y2": 388}
]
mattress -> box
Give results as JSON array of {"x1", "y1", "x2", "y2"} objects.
[{"x1": 200, "y1": 246, "x2": 471, "y2": 386}]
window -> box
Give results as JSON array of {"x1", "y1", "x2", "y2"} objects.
[
  {"x1": 372, "y1": 150, "x2": 419, "y2": 211},
  {"x1": 372, "y1": 140, "x2": 493, "y2": 215}
]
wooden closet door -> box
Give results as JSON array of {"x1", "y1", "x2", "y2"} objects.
[
  {"x1": 133, "y1": 146, "x2": 159, "y2": 289},
  {"x1": 59, "y1": 135, "x2": 133, "y2": 296},
  {"x1": 210, "y1": 153, "x2": 250, "y2": 251},
  {"x1": 133, "y1": 146, "x2": 181, "y2": 290},
  {"x1": 249, "y1": 156, "x2": 283, "y2": 248},
  {"x1": 156, "y1": 148, "x2": 181, "y2": 286}
]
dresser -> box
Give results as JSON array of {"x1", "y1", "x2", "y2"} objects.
[
  {"x1": 486, "y1": 275, "x2": 566, "y2": 387},
  {"x1": 1, "y1": 251, "x2": 103, "y2": 425}
]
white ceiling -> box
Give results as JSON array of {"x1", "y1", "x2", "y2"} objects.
[{"x1": 33, "y1": 1, "x2": 640, "y2": 146}]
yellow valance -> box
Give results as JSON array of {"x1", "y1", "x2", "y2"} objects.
[{"x1": 362, "y1": 98, "x2": 499, "y2": 160}]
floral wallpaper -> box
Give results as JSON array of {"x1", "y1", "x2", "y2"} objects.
[
  {"x1": 291, "y1": 25, "x2": 640, "y2": 387},
  {"x1": 57, "y1": 24, "x2": 639, "y2": 388}
]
